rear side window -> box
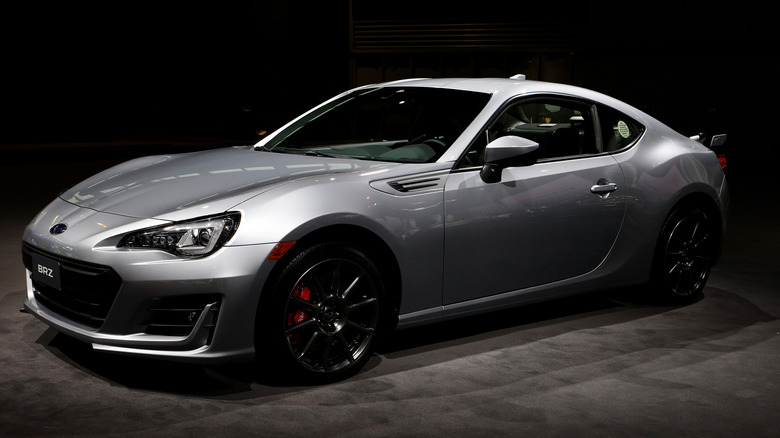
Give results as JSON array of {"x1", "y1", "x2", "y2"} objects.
[{"x1": 597, "y1": 104, "x2": 645, "y2": 152}]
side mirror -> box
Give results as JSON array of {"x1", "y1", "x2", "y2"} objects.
[{"x1": 480, "y1": 135, "x2": 539, "y2": 183}]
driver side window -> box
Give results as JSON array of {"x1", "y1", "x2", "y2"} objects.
[{"x1": 460, "y1": 97, "x2": 598, "y2": 167}]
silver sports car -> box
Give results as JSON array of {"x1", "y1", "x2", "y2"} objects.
[{"x1": 22, "y1": 76, "x2": 728, "y2": 382}]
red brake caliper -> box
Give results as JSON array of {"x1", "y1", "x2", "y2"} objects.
[{"x1": 287, "y1": 283, "x2": 311, "y2": 345}]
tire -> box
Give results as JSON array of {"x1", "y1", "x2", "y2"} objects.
[
  {"x1": 651, "y1": 206, "x2": 717, "y2": 303},
  {"x1": 259, "y1": 242, "x2": 383, "y2": 383}
]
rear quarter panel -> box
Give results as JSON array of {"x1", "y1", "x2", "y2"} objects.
[{"x1": 608, "y1": 126, "x2": 727, "y2": 283}]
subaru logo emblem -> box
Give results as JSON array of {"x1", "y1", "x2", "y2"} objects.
[{"x1": 50, "y1": 223, "x2": 68, "y2": 235}]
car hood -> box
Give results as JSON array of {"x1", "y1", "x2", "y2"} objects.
[{"x1": 60, "y1": 147, "x2": 395, "y2": 220}]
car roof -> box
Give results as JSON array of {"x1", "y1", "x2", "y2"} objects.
[
  {"x1": 372, "y1": 76, "x2": 587, "y2": 95},
  {"x1": 377, "y1": 77, "x2": 522, "y2": 93},
  {"x1": 369, "y1": 77, "x2": 641, "y2": 117}
]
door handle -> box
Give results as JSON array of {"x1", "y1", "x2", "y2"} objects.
[{"x1": 590, "y1": 178, "x2": 618, "y2": 197}]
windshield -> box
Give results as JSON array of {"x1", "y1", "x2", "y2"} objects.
[{"x1": 261, "y1": 86, "x2": 491, "y2": 163}]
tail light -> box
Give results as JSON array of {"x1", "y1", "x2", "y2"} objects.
[{"x1": 717, "y1": 154, "x2": 727, "y2": 173}]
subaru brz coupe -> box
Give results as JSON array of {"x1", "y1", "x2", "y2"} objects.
[{"x1": 22, "y1": 76, "x2": 728, "y2": 382}]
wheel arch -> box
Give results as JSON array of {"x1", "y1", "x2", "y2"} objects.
[
  {"x1": 259, "y1": 224, "x2": 403, "y2": 332},
  {"x1": 662, "y1": 191, "x2": 725, "y2": 264}
]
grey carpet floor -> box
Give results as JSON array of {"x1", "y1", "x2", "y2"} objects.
[{"x1": 1, "y1": 162, "x2": 777, "y2": 437}]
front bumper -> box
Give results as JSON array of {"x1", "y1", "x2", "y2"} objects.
[{"x1": 23, "y1": 241, "x2": 276, "y2": 364}]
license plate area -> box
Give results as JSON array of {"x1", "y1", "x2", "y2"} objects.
[{"x1": 31, "y1": 253, "x2": 62, "y2": 290}]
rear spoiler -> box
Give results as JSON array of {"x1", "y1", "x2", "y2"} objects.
[
  {"x1": 690, "y1": 133, "x2": 728, "y2": 172},
  {"x1": 689, "y1": 133, "x2": 727, "y2": 148}
]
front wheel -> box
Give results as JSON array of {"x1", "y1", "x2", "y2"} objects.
[
  {"x1": 260, "y1": 242, "x2": 383, "y2": 383},
  {"x1": 651, "y1": 206, "x2": 717, "y2": 303}
]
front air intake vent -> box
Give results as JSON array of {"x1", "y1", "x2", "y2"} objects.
[
  {"x1": 144, "y1": 295, "x2": 221, "y2": 338},
  {"x1": 22, "y1": 243, "x2": 122, "y2": 329}
]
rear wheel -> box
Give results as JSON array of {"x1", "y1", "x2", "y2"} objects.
[
  {"x1": 651, "y1": 206, "x2": 717, "y2": 303},
  {"x1": 260, "y1": 242, "x2": 383, "y2": 383}
]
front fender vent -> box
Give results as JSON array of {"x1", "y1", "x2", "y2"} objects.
[
  {"x1": 371, "y1": 172, "x2": 447, "y2": 195},
  {"x1": 388, "y1": 177, "x2": 441, "y2": 192}
]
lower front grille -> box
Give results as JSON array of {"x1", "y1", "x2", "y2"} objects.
[{"x1": 22, "y1": 243, "x2": 123, "y2": 329}]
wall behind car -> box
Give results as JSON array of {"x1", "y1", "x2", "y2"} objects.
[{"x1": 2, "y1": 1, "x2": 774, "y2": 180}]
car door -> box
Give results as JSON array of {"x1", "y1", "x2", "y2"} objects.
[{"x1": 442, "y1": 97, "x2": 627, "y2": 305}]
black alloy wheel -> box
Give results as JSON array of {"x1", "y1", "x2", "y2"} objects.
[
  {"x1": 265, "y1": 242, "x2": 383, "y2": 382},
  {"x1": 653, "y1": 206, "x2": 716, "y2": 303}
]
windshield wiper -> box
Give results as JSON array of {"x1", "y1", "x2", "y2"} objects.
[
  {"x1": 304, "y1": 150, "x2": 340, "y2": 158},
  {"x1": 259, "y1": 146, "x2": 341, "y2": 158}
]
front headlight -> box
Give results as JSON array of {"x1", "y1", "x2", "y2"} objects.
[{"x1": 118, "y1": 213, "x2": 240, "y2": 258}]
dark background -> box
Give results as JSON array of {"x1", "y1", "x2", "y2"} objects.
[
  {"x1": 1, "y1": 6, "x2": 779, "y2": 436},
  {"x1": 2, "y1": 2, "x2": 775, "y2": 180}
]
